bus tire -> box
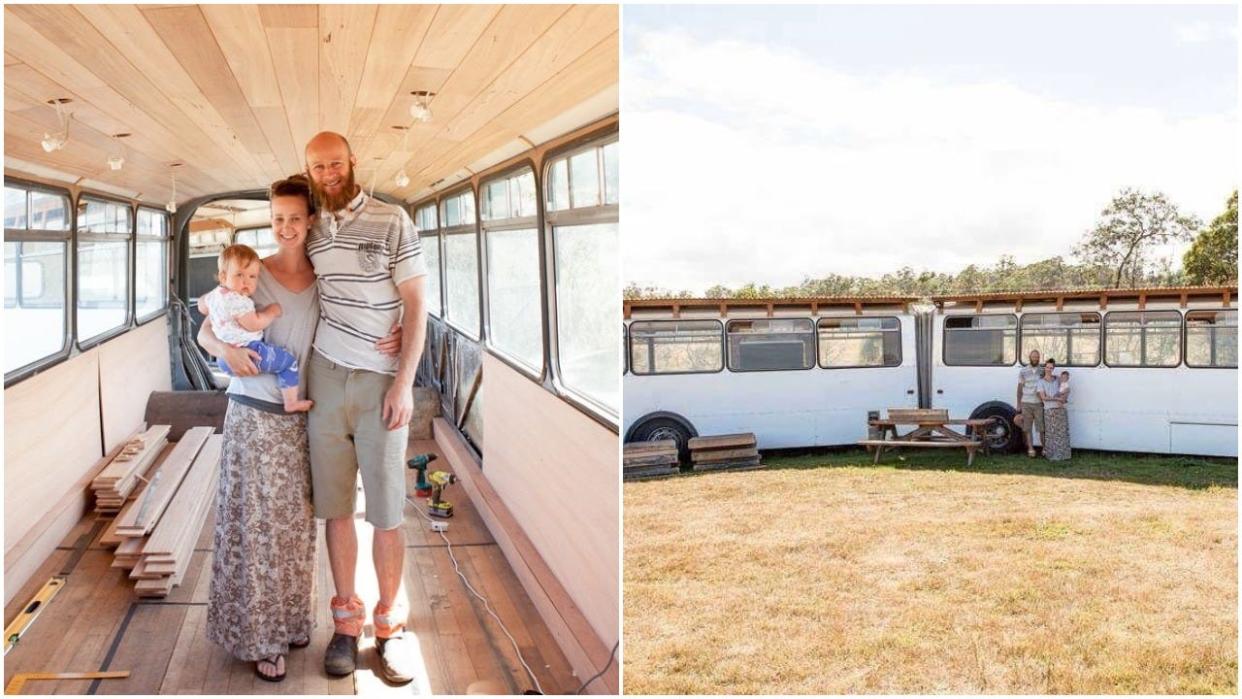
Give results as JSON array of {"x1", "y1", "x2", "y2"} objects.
[
  {"x1": 626, "y1": 413, "x2": 696, "y2": 465},
  {"x1": 970, "y1": 402, "x2": 1022, "y2": 454}
]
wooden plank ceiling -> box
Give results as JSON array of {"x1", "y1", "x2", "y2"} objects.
[{"x1": 4, "y1": 4, "x2": 618, "y2": 206}]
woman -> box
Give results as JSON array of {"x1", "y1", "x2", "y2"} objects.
[
  {"x1": 1037, "y1": 358, "x2": 1071, "y2": 462},
  {"x1": 197, "y1": 175, "x2": 400, "y2": 681}
]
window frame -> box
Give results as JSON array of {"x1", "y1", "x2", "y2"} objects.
[
  {"x1": 411, "y1": 199, "x2": 444, "y2": 318},
  {"x1": 1018, "y1": 311, "x2": 1102, "y2": 368},
  {"x1": 1102, "y1": 310, "x2": 1184, "y2": 369},
  {"x1": 725, "y1": 317, "x2": 816, "y2": 373},
  {"x1": 3, "y1": 178, "x2": 75, "y2": 385},
  {"x1": 479, "y1": 161, "x2": 545, "y2": 381},
  {"x1": 543, "y1": 129, "x2": 622, "y2": 424},
  {"x1": 816, "y1": 315, "x2": 904, "y2": 369},
  {"x1": 1184, "y1": 309, "x2": 1238, "y2": 369},
  {"x1": 135, "y1": 206, "x2": 171, "y2": 325},
  {"x1": 941, "y1": 313, "x2": 1019, "y2": 367},
  {"x1": 627, "y1": 319, "x2": 726, "y2": 377},
  {"x1": 74, "y1": 193, "x2": 135, "y2": 350},
  {"x1": 438, "y1": 184, "x2": 482, "y2": 341}
]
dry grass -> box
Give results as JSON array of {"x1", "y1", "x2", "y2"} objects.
[{"x1": 624, "y1": 451, "x2": 1237, "y2": 694}]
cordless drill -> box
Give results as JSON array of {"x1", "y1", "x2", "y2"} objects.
[
  {"x1": 427, "y1": 471, "x2": 457, "y2": 518},
  {"x1": 406, "y1": 453, "x2": 438, "y2": 497}
]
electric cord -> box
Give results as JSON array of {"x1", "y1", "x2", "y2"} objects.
[
  {"x1": 406, "y1": 495, "x2": 546, "y2": 695},
  {"x1": 574, "y1": 640, "x2": 619, "y2": 694}
]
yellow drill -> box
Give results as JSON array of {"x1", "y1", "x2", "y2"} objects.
[{"x1": 427, "y1": 471, "x2": 457, "y2": 518}]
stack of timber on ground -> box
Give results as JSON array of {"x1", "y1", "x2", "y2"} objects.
[
  {"x1": 89, "y1": 425, "x2": 171, "y2": 514},
  {"x1": 101, "y1": 426, "x2": 223, "y2": 598},
  {"x1": 689, "y1": 433, "x2": 763, "y2": 472},
  {"x1": 623, "y1": 440, "x2": 680, "y2": 480}
]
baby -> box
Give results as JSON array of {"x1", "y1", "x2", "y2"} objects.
[
  {"x1": 197, "y1": 244, "x2": 313, "y2": 412},
  {"x1": 1056, "y1": 370, "x2": 1071, "y2": 403}
]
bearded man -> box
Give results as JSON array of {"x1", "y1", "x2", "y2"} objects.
[{"x1": 302, "y1": 131, "x2": 427, "y2": 684}]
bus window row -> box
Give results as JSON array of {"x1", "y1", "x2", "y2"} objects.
[
  {"x1": 625, "y1": 317, "x2": 903, "y2": 375},
  {"x1": 944, "y1": 311, "x2": 1238, "y2": 369},
  {"x1": 411, "y1": 134, "x2": 619, "y2": 420},
  {"x1": 5, "y1": 181, "x2": 170, "y2": 380},
  {"x1": 624, "y1": 309, "x2": 1238, "y2": 376}
]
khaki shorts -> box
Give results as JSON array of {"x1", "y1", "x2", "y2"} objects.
[
  {"x1": 307, "y1": 351, "x2": 408, "y2": 530},
  {"x1": 1020, "y1": 402, "x2": 1044, "y2": 439}
]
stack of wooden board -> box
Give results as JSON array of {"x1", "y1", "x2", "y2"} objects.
[
  {"x1": 623, "y1": 440, "x2": 680, "y2": 480},
  {"x1": 688, "y1": 433, "x2": 763, "y2": 472},
  {"x1": 102, "y1": 426, "x2": 222, "y2": 597},
  {"x1": 89, "y1": 425, "x2": 171, "y2": 513}
]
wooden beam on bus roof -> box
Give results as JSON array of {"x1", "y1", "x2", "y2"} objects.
[
  {"x1": 1225, "y1": 290, "x2": 1232, "y2": 308},
  {"x1": 810, "y1": 301, "x2": 818, "y2": 316},
  {"x1": 671, "y1": 303, "x2": 680, "y2": 320},
  {"x1": 1138, "y1": 293, "x2": 1147, "y2": 310},
  {"x1": 1056, "y1": 296, "x2": 1064, "y2": 311},
  {"x1": 622, "y1": 302, "x2": 631, "y2": 320},
  {"x1": 1015, "y1": 298, "x2": 1023, "y2": 313},
  {"x1": 766, "y1": 302, "x2": 774, "y2": 318},
  {"x1": 718, "y1": 303, "x2": 727, "y2": 318},
  {"x1": 1180, "y1": 292, "x2": 1189, "y2": 309},
  {"x1": 974, "y1": 300, "x2": 982, "y2": 313}
]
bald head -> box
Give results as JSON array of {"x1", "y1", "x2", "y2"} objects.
[{"x1": 305, "y1": 131, "x2": 353, "y2": 162}]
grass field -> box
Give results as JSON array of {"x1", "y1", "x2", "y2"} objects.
[{"x1": 624, "y1": 450, "x2": 1237, "y2": 694}]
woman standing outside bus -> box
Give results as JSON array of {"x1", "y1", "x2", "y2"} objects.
[
  {"x1": 1038, "y1": 359, "x2": 1071, "y2": 461},
  {"x1": 196, "y1": 175, "x2": 400, "y2": 681}
]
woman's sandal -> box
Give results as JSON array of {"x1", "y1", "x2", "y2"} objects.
[{"x1": 255, "y1": 656, "x2": 286, "y2": 682}]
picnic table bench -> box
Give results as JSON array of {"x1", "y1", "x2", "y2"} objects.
[{"x1": 857, "y1": 408, "x2": 995, "y2": 466}]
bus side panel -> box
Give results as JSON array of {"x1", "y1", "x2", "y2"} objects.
[
  {"x1": 623, "y1": 365, "x2": 917, "y2": 450},
  {"x1": 479, "y1": 353, "x2": 618, "y2": 650},
  {"x1": 4, "y1": 349, "x2": 103, "y2": 604},
  {"x1": 99, "y1": 317, "x2": 173, "y2": 449}
]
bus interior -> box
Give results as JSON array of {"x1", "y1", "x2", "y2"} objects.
[{"x1": 5, "y1": 4, "x2": 618, "y2": 694}]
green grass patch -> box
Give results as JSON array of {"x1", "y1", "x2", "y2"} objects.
[{"x1": 759, "y1": 447, "x2": 1237, "y2": 490}]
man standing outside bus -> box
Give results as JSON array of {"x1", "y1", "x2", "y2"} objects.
[
  {"x1": 1017, "y1": 348, "x2": 1043, "y2": 458},
  {"x1": 303, "y1": 131, "x2": 427, "y2": 684}
]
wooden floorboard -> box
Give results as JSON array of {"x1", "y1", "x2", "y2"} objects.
[{"x1": 3, "y1": 434, "x2": 577, "y2": 694}]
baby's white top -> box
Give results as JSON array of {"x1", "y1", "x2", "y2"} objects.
[{"x1": 203, "y1": 286, "x2": 262, "y2": 345}]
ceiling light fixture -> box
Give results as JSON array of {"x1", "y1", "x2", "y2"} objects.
[
  {"x1": 166, "y1": 163, "x2": 181, "y2": 214},
  {"x1": 409, "y1": 90, "x2": 435, "y2": 123},
  {"x1": 107, "y1": 133, "x2": 130, "y2": 171},
  {"x1": 391, "y1": 123, "x2": 414, "y2": 189},
  {"x1": 41, "y1": 98, "x2": 73, "y2": 153}
]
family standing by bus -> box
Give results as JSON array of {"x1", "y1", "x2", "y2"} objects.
[{"x1": 1016, "y1": 348, "x2": 1072, "y2": 462}]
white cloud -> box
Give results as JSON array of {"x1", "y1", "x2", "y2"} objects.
[
  {"x1": 622, "y1": 29, "x2": 1237, "y2": 293},
  {"x1": 1175, "y1": 20, "x2": 1237, "y2": 44}
]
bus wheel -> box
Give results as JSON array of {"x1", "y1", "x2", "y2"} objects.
[
  {"x1": 628, "y1": 416, "x2": 694, "y2": 465},
  {"x1": 970, "y1": 403, "x2": 1022, "y2": 454}
]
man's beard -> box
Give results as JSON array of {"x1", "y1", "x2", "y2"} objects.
[{"x1": 311, "y1": 168, "x2": 358, "y2": 213}]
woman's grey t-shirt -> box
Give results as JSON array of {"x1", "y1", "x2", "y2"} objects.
[
  {"x1": 225, "y1": 265, "x2": 319, "y2": 405},
  {"x1": 1038, "y1": 377, "x2": 1064, "y2": 408}
]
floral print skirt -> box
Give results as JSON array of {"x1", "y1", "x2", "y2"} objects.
[
  {"x1": 1042, "y1": 406, "x2": 1071, "y2": 462},
  {"x1": 206, "y1": 400, "x2": 317, "y2": 661}
]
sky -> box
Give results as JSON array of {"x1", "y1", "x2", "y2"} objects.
[{"x1": 622, "y1": 5, "x2": 1238, "y2": 293}]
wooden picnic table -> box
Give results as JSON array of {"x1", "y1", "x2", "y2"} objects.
[{"x1": 858, "y1": 409, "x2": 996, "y2": 466}]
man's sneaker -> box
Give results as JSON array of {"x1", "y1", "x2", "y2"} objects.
[
  {"x1": 324, "y1": 633, "x2": 359, "y2": 676},
  {"x1": 376, "y1": 631, "x2": 419, "y2": 685}
]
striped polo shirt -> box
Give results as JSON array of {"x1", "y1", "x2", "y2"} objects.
[{"x1": 307, "y1": 189, "x2": 427, "y2": 375}]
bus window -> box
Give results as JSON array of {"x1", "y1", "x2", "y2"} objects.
[
  {"x1": 1020, "y1": 312, "x2": 1100, "y2": 366},
  {"x1": 629, "y1": 320, "x2": 723, "y2": 375},
  {"x1": 414, "y1": 202, "x2": 442, "y2": 317},
  {"x1": 136, "y1": 207, "x2": 170, "y2": 321},
  {"x1": 1186, "y1": 310, "x2": 1237, "y2": 368},
  {"x1": 235, "y1": 227, "x2": 277, "y2": 257},
  {"x1": 482, "y1": 168, "x2": 542, "y2": 374},
  {"x1": 727, "y1": 318, "x2": 814, "y2": 371},
  {"x1": 77, "y1": 197, "x2": 132, "y2": 344},
  {"x1": 4, "y1": 183, "x2": 70, "y2": 375},
  {"x1": 1104, "y1": 311, "x2": 1182, "y2": 367},
  {"x1": 441, "y1": 189, "x2": 480, "y2": 339},
  {"x1": 944, "y1": 314, "x2": 1016, "y2": 366},
  {"x1": 547, "y1": 137, "x2": 620, "y2": 414},
  {"x1": 818, "y1": 316, "x2": 902, "y2": 368}
]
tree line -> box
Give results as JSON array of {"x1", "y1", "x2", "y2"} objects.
[{"x1": 624, "y1": 189, "x2": 1238, "y2": 299}]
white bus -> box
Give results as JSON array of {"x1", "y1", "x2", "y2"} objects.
[
  {"x1": 4, "y1": 4, "x2": 617, "y2": 693},
  {"x1": 623, "y1": 287, "x2": 1238, "y2": 459}
]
